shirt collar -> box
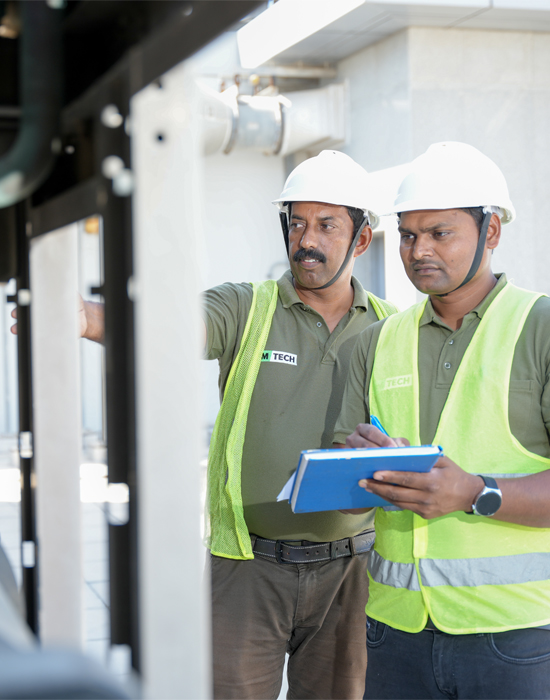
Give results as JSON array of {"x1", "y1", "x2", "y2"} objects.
[
  {"x1": 277, "y1": 269, "x2": 369, "y2": 310},
  {"x1": 420, "y1": 273, "x2": 508, "y2": 327}
]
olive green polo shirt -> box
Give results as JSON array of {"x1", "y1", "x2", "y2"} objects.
[
  {"x1": 204, "y1": 270, "x2": 381, "y2": 542},
  {"x1": 334, "y1": 274, "x2": 550, "y2": 459}
]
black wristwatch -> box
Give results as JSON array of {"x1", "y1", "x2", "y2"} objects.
[{"x1": 468, "y1": 475, "x2": 502, "y2": 516}]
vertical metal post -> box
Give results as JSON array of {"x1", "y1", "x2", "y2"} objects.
[
  {"x1": 30, "y1": 223, "x2": 83, "y2": 647},
  {"x1": 94, "y1": 77, "x2": 140, "y2": 670},
  {"x1": 14, "y1": 201, "x2": 39, "y2": 635}
]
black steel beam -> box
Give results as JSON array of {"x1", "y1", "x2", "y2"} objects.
[
  {"x1": 62, "y1": 1, "x2": 261, "y2": 126},
  {"x1": 30, "y1": 177, "x2": 100, "y2": 238},
  {"x1": 92, "y1": 73, "x2": 140, "y2": 669},
  {"x1": 61, "y1": 1, "x2": 261, "y2": 108},
  {"x1": 14, "y1": 201, "x2": 39, "y2": 635}
]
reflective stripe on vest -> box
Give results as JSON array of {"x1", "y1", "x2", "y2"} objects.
[
  {"x1": 207, "y1": 281, "x2": 397, "y2": 560},
  {"x1": 370, "y1": 549, "x2": 550, "y2": 589},
  {"x1": 368, "y1": 282, "x2": 550, "y2": 634}
]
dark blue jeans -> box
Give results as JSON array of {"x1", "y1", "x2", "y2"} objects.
[{"x1": 365, "y1": 617, "x2": 550, "y2": 699}]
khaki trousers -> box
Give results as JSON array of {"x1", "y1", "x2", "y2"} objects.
[{"x1": 211, "y1": 549, "x2": 370, "y2": 700}]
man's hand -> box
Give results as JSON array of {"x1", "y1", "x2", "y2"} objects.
[
  {"x1": 81, "y1": 298, "x2": 105, "y2": 343},
  {"x1": 11, "y1": 294, "x2": 105, "y2": 344},
  {"x1": 78, "y1": 294, "x2": 88, "y2": 338},
  {"x1": 360, "y1": 455, "x2": 483, "y2": 520},
  {"x1": 344, "y1": 426, "x2": 550, "y2": 527},
  {"x1": 345, "y1": 422, "x2": 406, "y2": 449},
  {"x1": 336, "y1": 423, "x2": 406, "y2": 514}
]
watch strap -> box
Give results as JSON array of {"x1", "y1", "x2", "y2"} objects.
[
  {"x1": 470, "y1": 474, "x2": 502, "y2": 516},
  {"x1": 480, "y1": 475, "x2": 498, "y2": 490}
]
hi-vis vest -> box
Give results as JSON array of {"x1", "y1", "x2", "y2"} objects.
[
  {"x1": 368, "y1": 282, "x2": 550, "y2": 634},
  {"x1": 208, "y1": 279, "x2": 398, "y2": 560}
]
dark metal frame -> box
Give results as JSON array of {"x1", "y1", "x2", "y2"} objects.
[
  {"x1": 14, "y1": 201, "x2": 39, "y2": 634},
  {"x1": 13, "y1": 0, "x2": 261, "y2": 670}
]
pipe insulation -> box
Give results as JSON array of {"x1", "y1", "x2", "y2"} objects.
[
  {"x1": 0, "y1": 1, "x2": 62, "y2": 209},
  {"x1": 201, "y1": 83, "x2": 346, "y2": 157}
]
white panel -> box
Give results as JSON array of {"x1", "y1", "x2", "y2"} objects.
[
  {"x1": 131, "y1": 60, "x2": 209, "y2": 699},
  {"x1": 30, "y1": 225, "x2": 83, "y2": 647},
  {"x1": 78, "y1": 220, "x2": 104, "y2": 438},
  {"x1": 373, "y1": 0, "x2": 487, "y2": 6},
  {"x1": 237, "y1": 0, "x2": 366, "y2": 68}
]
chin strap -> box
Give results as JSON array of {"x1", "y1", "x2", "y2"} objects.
[
  {"x1": 312, "y1": 215, "x2": 369, "y2": 290},
  {"x1": 280, "y1": 211, "x2": 290, "y2": 255},
  {"x1": 435, "y1": 211, "x2": 492, "y2": 298},
  {"x1": 279, "y1": 211, "x2": 370, "y2": 291}
]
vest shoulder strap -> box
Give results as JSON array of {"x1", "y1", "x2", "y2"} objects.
[
  {"x1": 207, "y1": 280, "x2": 279, "y2": 560},
  {"x1": 366, "y1": 292, "x2": 399, "y2": 320}
]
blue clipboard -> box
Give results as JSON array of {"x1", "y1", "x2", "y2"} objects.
[{"x1": 277, "y1": 445, "x2": 443, "y2": 513}]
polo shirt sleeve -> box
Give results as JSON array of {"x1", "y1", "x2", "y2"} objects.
[
  {"x1": 517, "y1": 295, "x2": 550, "y2": 453},
  {"x1": 202, "y1": 282, "x2": 253, "y2": 361},
  {"x1": 333, "y1": 319, "x2": 386, "y2": 444},
  {"x1": 539, "y1": 309, "x2": 550, "y2": 443}
]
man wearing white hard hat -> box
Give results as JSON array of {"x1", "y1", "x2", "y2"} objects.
[
  {"x1": 334, "y1": 142, "x2": 550, "y2": 699},
  {"x1": 203, "y1": 150, "x2": 397, "y2": 699},
  {"x1": 57, "y1": 150, "x2": 396, "y2": 698}
]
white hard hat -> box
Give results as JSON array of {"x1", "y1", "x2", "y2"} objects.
[
  {"x1": 273, "y1": 150, "x2": 380, "y2": 229},
  {"x1": 391, "y1": 142, "x2": 515, "y2": 224}
]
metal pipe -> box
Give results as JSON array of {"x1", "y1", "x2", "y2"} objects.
[
  {"x1": 0, "y1": 1, "x2": 62, "y2": 209},
  {"x1": 201, "y1": 83, "x2": 346, "y2": 158}
]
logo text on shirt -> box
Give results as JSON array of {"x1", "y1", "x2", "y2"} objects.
[
  {"x1": 384, "y1": 374, "x2": 412, "y2": 390},
  {"x1": 261, "y1": 350, "x2": 297, "y2": 366}
]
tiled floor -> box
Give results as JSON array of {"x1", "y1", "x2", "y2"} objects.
[
  {"x1": 0, "y1": 448, "x2": 131, "y2": 685},
  {"x1": 0, "y1": 446, "x2": 287, "y2": 697},
  {"x1": 82, "y1": 502, "x2": 111, "y2": 665}
]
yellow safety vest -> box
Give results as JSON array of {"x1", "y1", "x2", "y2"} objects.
[
  {"x1": 207, "y1": 280, "x2": 397, "y2": 560},
  {"x1": 368, "y1": 282, "x2": 550, "y2": 634}
]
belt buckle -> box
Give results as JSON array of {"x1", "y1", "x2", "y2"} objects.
[{"x1": 275, "y1": 540, "x2": 284, "y2": 564}]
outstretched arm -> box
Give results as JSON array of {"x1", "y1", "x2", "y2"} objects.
[
  {"x1": 12, "y1": 296, "x2": 207, "y2": 348},
  {"x1": 10, "y1": 294, "x2": 106, "y2": 344}
]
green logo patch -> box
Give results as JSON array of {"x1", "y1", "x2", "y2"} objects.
[{"x1": 261, "y1": 350, "x2": 297, "y2": 366}]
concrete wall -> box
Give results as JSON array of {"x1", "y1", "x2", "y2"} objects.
[
  {"x1": 202, "y1": 151, "x2": 287, "y2": 290},
  {"x1": 338, "y1": 26, "x2": 550, "y2": 298},
  {"x1": 201, "y1": 150, "x2": 287, "y2": 429},
  {"x1": 339, "y1": 30, "x2": 413, "y2": 171}
]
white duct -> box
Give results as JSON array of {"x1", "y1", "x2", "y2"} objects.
[{"x1": 201, "y1": 83, "x2": 346, "y2": 157}]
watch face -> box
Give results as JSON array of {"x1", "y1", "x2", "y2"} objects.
[{"x1": 476, "y1": 490, "x2": 501, "y2": 516}]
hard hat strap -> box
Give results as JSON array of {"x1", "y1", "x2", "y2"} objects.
[
  {"x1": 436, "y1": 211, "x2": 492, "y2": 297},
  {"x1": 311, "y1": 215, "x2": 369, "y2": 291},
  {"x1": 280, "y1": 211, "x2": 290, "y2": 255}
]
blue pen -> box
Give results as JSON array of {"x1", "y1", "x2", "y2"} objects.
[{"x1": 370, "y1": 415, "x2": 389, "y2": 436}]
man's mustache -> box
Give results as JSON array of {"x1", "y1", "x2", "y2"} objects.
[
  {"x1": 412, "y1": 260, "x2": 439, "y2": 271},
  {"x1": 293, "y1": 248, "x2": 327, "y2": 264}
]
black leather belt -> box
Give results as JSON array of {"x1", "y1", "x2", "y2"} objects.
[{"x1": 251, "y1": 530, "x2": 375, "y2": 564}]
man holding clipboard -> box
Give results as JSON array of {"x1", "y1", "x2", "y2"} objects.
[{"x1": 333, "y1": 142, "x2": 550, "y2": 699}]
